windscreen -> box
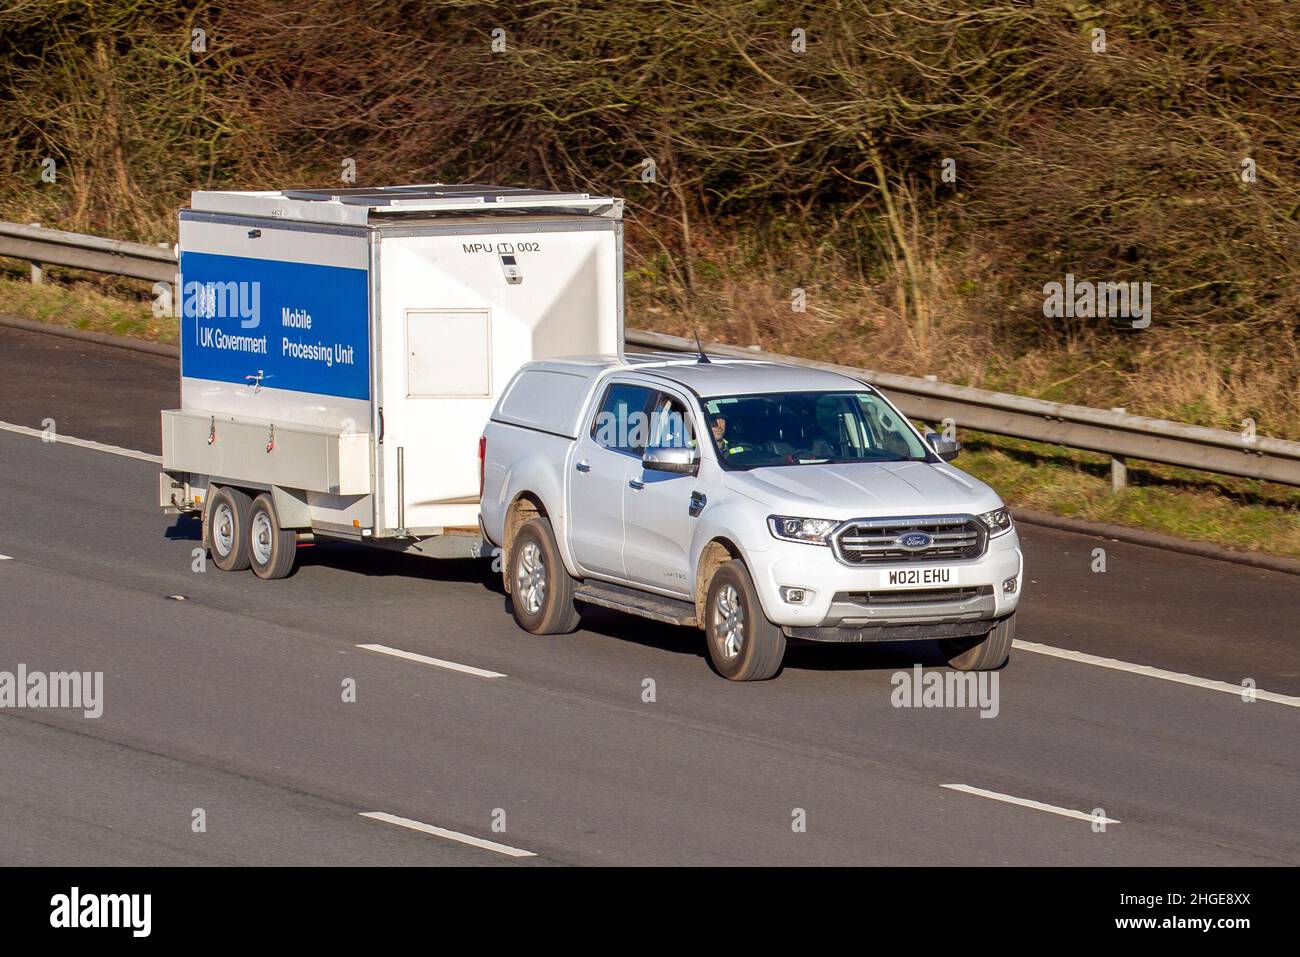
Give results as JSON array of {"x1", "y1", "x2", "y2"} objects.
[{"x1": 700, "y1": 390, "x2": 929, "y2": 469}]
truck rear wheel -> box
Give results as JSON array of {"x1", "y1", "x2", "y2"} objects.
[
  {"x1": 207, "y1": 486, "x2": 253, "y2": 572},
  {"x1": 942, "y1": 612, "x2": 1015, "y2": 671},
  {"x1": 509, "y1": 516, "x2": 581, "y2": 634},
  {"x1": 704, "y1": 560, "x2": 786, "y2": 681},
  {"x1": 248, "y1": 494, "x2": 298, "y2": 580}
]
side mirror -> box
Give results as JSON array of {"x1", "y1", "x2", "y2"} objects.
[
  {"x1": 643, "y1": 446, "x2": 699, "y2": 475},
  {"x1": 926, "y1": 432, "x2": 961, "y2": 462}
]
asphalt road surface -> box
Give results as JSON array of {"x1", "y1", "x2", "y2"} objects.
[{"x1": 0, "y1": 323, "x2": 1296, "y2": 865}]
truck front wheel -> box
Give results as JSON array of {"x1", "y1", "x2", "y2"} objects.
[
  {"x1": 207, "y1": 486, "x2": 253, "y2": 572},
  {"x1": 704, "y1": 560, "x2": 786, "y2": 681},
  {"x1": 941, "y1": 612, "x2": 1015, "y2": 671},
  {"x1": 508, "y1": 516, "x2": 581, "y2": 634}
]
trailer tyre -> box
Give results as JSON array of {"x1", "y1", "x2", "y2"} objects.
[
  {"x1": 248, "y1": 494, "x2": 298, "y2": 580},
  {"x1": 704, "y1": 560, "x2": 786, "y2": 681},
  {"x1": 207, "y1": 486, "x2": 253, "y2": 572},
  {"x1": 508, "y1": 516, "x2": 580, "y2": 634},
  {"x1": 941, "y1": 612, "x2": 1015, "y2": 671}
]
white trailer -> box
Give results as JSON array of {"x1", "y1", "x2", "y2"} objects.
[{"x1": 159, "y1": 184, "x2": 623, "y2": 577}]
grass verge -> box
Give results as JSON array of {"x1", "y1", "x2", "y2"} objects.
[
  {"x1": 960, "y1": 433, "x2": 1300, "y2": 560},
  {"x1": 0, "y1": 272, "x2": 173, "y2": 344}
]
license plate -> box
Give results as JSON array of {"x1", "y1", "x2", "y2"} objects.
[{"x1": 880, "y1": 567, "x2": 958, "y2": 588}]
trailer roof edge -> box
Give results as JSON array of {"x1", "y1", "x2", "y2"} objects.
[{"x1": 189, "y1": 185, "x2": 623, "y2": 224}]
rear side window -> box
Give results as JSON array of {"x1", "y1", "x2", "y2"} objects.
[
  {"x1": 496, "y1": 369, "x2": 591, "y2": 436},
  {"x1": 590, "y1": 382, "x2": 655, "y2": 455}
]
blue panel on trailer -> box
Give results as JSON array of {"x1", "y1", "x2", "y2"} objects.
[{"x1": 179, "y1": 251, "x2": 370, "y2": 400}]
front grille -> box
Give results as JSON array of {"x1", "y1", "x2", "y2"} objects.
[
  {"x1": 837, "y1": 585, "x2": 991, "y2": 606},
  {"x1": 833, "y1": 515, "x2": 985, "y2": 565}
]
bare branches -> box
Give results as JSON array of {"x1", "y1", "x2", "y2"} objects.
[{"x1": 0, "y1": 0, "x2": 1297, "y2": 376}]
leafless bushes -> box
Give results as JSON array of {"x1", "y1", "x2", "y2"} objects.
[{"x1": 2, "y1": 0, "x2": 1298, "y2": 430}]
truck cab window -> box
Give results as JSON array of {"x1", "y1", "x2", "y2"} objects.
[
  {"x1": 647, "y1": 394, "x2": 693, "y2": 450},
  {"x1": 590, "y1": 383, "x2": 655, "y2": 455}
]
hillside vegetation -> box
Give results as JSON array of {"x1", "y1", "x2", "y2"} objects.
[{"x1": 1, "y1": 0, "x2": 1298, "y2": 439}]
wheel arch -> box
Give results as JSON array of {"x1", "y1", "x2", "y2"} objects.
[
  {"x1": 501, "y1": 492, "x2": 548, "y2": 593},
  {"x1": 269, "y1": 486, "x2": 311, "y2": 529},
  {"x1": 694, "y1": 536, "x2": 742, "y2": 620}
]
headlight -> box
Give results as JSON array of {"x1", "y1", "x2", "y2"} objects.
[
  {"x1": 768, "y1": 516, "x2": 835, "y2": 545},
  {"x1": 978, "y1": 507, "x2": 1014, "y2": 538}
]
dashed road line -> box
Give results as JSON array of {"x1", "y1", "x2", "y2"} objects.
[
  {"x1": 941, "y1": 784, "x2": 1120, "y2": 825},
  {"x1": 0, "y1": 420, "x2": 161, "y2": 464},
  {"x1": 1014, "y1": 639, "x2": 1300, "y2": 708},
  {"x1": 357, "y1": 643, "x2": 506, "y2": 679},
  {"x1": 359, "y1": 811, "x2": 536, "y2": 858}
]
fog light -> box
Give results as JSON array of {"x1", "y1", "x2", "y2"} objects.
[
  {"x1": 1003, "y1": 576, "x2": 1018, "y2": 594},
  {"x1": 780, "y1": 586, "x2": 810, "y2": 604}
]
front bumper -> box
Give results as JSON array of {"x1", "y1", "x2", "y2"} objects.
[
  {"x1": 783, "y1": 614, "x2": 1010, "y2": 643},
  {"x1": 750, "y1": 528, "x2": 1023, "y2": 641}
]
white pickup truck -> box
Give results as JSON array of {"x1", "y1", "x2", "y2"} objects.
[{"x1": 479, "y1": 353, "x2": 1023, "y2": 681}]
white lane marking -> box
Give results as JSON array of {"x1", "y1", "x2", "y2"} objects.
[
  {"x1": 356, "y1": 643, "x2": 506, "y2": 679},
  {"x1": 0, "y1": 554, "x2": 11, "y2": 561},
  {"x1": 0, "y1": 420, "x2": 161, "y2": 464},
  {"x1": 942, "y1": 784, "x2": 1121, "y2": 825},
  {"x1": 1014, "y1": 639, "x2": 1300, "y2": 708},
  {"x1": 359, "y1": 811, "x2": 536, "y2": 858}
]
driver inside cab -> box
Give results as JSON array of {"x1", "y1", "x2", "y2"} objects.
[{"x1": 709, "y1": 413, "x2": 747, "y2": 457}]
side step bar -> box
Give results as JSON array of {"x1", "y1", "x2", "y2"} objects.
[{"x1": 573, "y1": 580, "x2": 698, "y2": 628}]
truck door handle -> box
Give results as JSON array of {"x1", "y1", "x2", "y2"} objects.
[
  {"x1": 628, "y1": 479, "x2": 644, "y2": 490},
  {"x1": 575, "y1": 460, "x2": 591, "y2": 473}
]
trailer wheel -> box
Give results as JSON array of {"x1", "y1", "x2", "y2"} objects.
[
  {"x1": 704, "y1": 560, "x2": 786, "y2": 681},
  {"x1": 207, "y1": 486, "x2": 253, "y2": 572},
  {"x1": 941, "y1": 612, "x2": 1015, "y2": 671},
  {"x1": 248, "y1": 494, "x2": 298, "y2": 580},
  {"x1": 508, "y1": 516, "x2": 580, "y2": 634}
]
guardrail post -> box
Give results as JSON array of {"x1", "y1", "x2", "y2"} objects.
[
  {"x1": 28, "y1": 223, "x2": 42, "y2": 284},
  {"x1": 1111, "y1": 456, "x2": 1127, "y2": 492},
  {"x1": 1110, "y1": 408, "x2": 1127, "y2": 491}
]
